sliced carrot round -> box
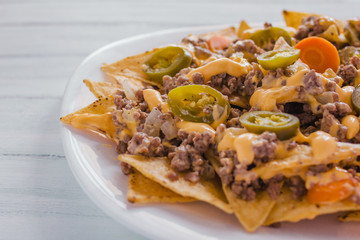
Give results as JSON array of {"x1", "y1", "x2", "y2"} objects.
[
  {"x1": 207, "y1": 35, "x2": 230, "y2": 52},
  {"x1": 307, "y1": 178, "x2": 356, "y2": 204},
  {"x1": 295, "y1": 37, "x2": 340, "y2": 73}
]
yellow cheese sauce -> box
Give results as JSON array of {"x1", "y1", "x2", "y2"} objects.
[
  {"x1": 186, "y1": 58, "x2": 252, "y2": 82},
  {"x1": 342, "y1": 115, "x2": 360, "y2": 139},
  {"x1": 176, "y1": 121, "x2": 215, "y2": 136},
  {"x1": 143, "y1": 89, "x2": 169, "y2": 113}
]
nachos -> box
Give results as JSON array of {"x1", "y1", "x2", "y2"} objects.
[{"x1": 61, "y1": 10, "x2": 360, "y2": 232}]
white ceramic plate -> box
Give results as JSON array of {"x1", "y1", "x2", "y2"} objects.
[{"x1": 61, "y1": 25, "x2": 360, "y2": 240}]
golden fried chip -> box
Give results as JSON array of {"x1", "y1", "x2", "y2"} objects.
[
  {"x1": 83, "y1": 79, "x2": 122, "y2": 98},
  {"x1": 101, "y1": 48, "x2": 162, "y2": 88},
  {"x1": 60, "y1": 96, "x2": 116, "y2": 140},
  {"x1": 208, "y1": 153, "x2": 276, "y2": 232},
  {"x1": 127, "y1": 170, "x2": 195, "y2": 204},
  {"x1": 200, "y1": 26, "x2": 238, "y2": 42},
  {"x1": 339, "y1": 211, "x2": 360, "y2": 222},
  {"x1": 119, "y1": 154, "x2": 233, "y2": 214},
  {"x1": 237, "y1": 20, "x2": 251, "y2": 38},
  {"x1": 265, "y1": 189, "x2": 360, "y2": 225}
]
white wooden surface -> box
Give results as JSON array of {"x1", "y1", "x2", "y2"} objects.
[{"x1": 2, "y1": 0, "x2": 360, "y2": 239}]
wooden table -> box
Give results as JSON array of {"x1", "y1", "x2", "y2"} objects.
[{"x1": 1, "y1": 0, "x2": 358, "y2": 239}]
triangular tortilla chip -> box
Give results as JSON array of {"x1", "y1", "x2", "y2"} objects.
[
  {"x1": 339, "y1": 211, "x2": 360, "y2": 222},
  {"x1": 60, "y1": 96, "x2": 116, "y2": 140},
  {"x1": 265, "y1": 189, "x2": 360, "y2": 225},
  {"x1": 83, "y1": 79, "x2": 122, "y2": 98},
  {"x1": 127, "y1": 170, "x2": 195, "y2": 204},
  {"x1": 118, "y1": 154, "x2": 232, "y2": 214},
  {"x1": 101, "y1": 48, "x2": 162, "y2": 88},
  {"x1": 208, "y1": 152, "x2": 276, "y2": 232}
]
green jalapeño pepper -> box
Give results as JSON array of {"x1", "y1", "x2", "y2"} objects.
[
  {"x1": 167, "y1": 85, "x2": 230, "y2": 124},
  {"x1": 239, "y1": 111, "x2": 300, "y2": 140},
  {"x1": 351, "y1": 85, "x2": 360, "y2": 114},
  {"x1": 257, "y1": 48, "x2": 300, "y2": 70},
  {"x1": 250, "y1": 27, "x2": 292, "y2": 50},
  {"x1": 144, "y1": 46, "x2": 192, "y2": 84}
]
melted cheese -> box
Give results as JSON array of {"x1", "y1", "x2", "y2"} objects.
[
  {"x1": 309, "y1": 131, "x2": 337, "y2": 162},
  {"x1": 143, "y1": 89, "x2": 169, "y2": 113},
  {"x1": 234, "y1": 133, "x2": 257, "y2": 165},
  {"x1": 186, "y1": 58, "x2": 252, "y2": 82},
  {"x1": 68, "y1": 113, "x2": 116, "y2": 140},
  {"x1": 305, "y1": 167, "x2": 352, "y2": 189},
  {"x1": 217, "y1": 128, "x2": 248, "y2": 151},
  {"x1": 176, "y1": 121, "x2": 215, "y2": 136},
  {"x1": 342, "y1": 115, "x2": 360, "y2": 139}
]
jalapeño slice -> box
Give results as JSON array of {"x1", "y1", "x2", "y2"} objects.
[
  {"x1": 239, "y1": 111, "x2": 300, "y2": 140},
  {"x1": 167, "y1": 85, "x2": 230, "y2": 124},
  {"x1": 250, "y1": 27, "x2": 292, "y2": 50},
  {"x1": 257, "y1": 48, "x2": 300, "y2": 70},
  {"x1": 351, "y1": 85, "x2": 360, "y2": 114},
  {"x1": 144, "y1": 46, "x2": 192, "y2": 84}
]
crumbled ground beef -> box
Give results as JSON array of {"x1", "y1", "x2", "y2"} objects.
[
  {"x1": 127, "y1": 132, "x2": 166, "y2": 157},
  {"x1": 320, "y1": 102, "x2": 350, "y2": 140},
  {"x1": 303, "y1": 70, "x2": 324, "y2": 95},
  {"x1": 351, "y1": 55, "x2": 360, "y2": 69},
  {"x1": 307, "y1": 164, "x2": 329, "y2": 176},
  {"x1": 244, "y1": 63, "x2": 263, "y2": 95},
  {"x1": 209, "y1": 72, "x2": 244, "y2": 96},
  {"x1": 120, "y1": 161, "x2": 133, "y2": 175},
  {"x1": 182, "y1": 35, "x2": 208, "y2": 48},
  {"x1": 192, "y1": 72, "x2": 205, "y2": 84},
  {"x1": 285, "y1": 176, "x2": 307, "y2": 200},
  {"x1": 252, "y1": 132, "x2": 278, "y2": 166},
  {"x1": 168, "y1": 130, "x2": 215, "y2": 182},
  {"x1": 295, "y1": 16, "x2": 327, "y2": 40},
  {"x1": 261, "y1": 68, "x2": 291, "y2": 87},
  {"x1": 114, "y1": 91, "x2": 137, "y2": 110},
  {"x1": 163, "y1": 68, "x2": 191, "y2": 93},
  {"x1": 337, "y1": 64, "x2": 358, "y2": 86},
  {"x1": 231, "y1": 39, "x2": 265, "y2": 56},
  {"x1": 265, "y1": 174, "x2": 284, "y2": 200}
]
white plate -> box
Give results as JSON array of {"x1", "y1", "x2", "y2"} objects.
[{"x1": 61, "y1": 25, "x2": 360, "y2": 240}]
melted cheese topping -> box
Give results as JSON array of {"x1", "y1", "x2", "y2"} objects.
[
  {"x1": 186, "y1": 58, "x2": 252, "y2": 82},
  {"x1": 305, "y1": 167, "x2": 352, "y2": 189},
  {"x1": 143, "y1": 89, "x2": 169, "y2": 113},
  {"x1": 309, "y1": 131, "x2": 337, "y2": 162},
  {"x1": 176, "y1": 121, "x2": 215, "y2": 136},
  {"x1": 69, "y1": 113, "x2": 116, "y2": 139},
  {"x1": 342, "y1": 115, "x2": 360, "y2": 139},
  {"x1": 337, "y1": 86, "x2": 355, "y2": 109},
  {"x1": 234, "y1": 133, "x2": 257, "y2": 165}
]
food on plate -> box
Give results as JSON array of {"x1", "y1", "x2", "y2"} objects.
[{"x1": 61, "y1": 10, "x2": 360, "y2": 232}]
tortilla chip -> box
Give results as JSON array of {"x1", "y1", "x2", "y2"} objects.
[
  {"x1": 200, "y1": 26, "x2": 238, "y2": 42},
  {"x1": 265, "y1": 189, "x2": 360, "y2": 225},
  {"x1": 282, "y1": 10, "x2": 344, "y2": 33},
  {"x1": 101, "y1": 48, "x2": 162, "y2": 88},
  {"x1": 127, "y1": 170, "x2": 195, "y2": 204},
  {"x1": 83, "y1": 79, "x2": 122, "y2": 98},
  {"x1": 60, "y1": 96, "x2": 116, "y2": 140},
  {"x1": 118, "y1": 154, "x2": 233, "y2": 214},
  {"x1": 339, "y1": 211, "x2": 360, "y2": 222},
  {"x1": 237, "y1": 20, "x2": 251, "y2": 37},
  {"x1": 208, "y1": 153, "x2": 276, "y2": 232}
]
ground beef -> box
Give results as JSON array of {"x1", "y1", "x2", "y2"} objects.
[
  {"x1": 114, "y1": 91, "x2": 137, "y2": 110},
  {"x1": 303, "y1": 70, "x2": 324, "y2": 95},
  {"x1": 163, "y1": 68, "x2": 191, "y2": 93},
  {"x1": 337, "y1": 64, "x2": 358, "y2": 86},
  {"x1": 209, "y1": 72, "x2": 244, "y2": 96},
  {"x1": 194, "y1": 46, "x2": 213, "y2": 60},
  {"x1": 192, "y1": 72, "x2": 205, "y2": 84},
  {"x1": 286, "y1": 176, "x2": 307, "y2": 200},
  {"x1": 351, "y1": 55, "x2": 360, "y2": 69},
  {"x1": 261, "y1": 68, "x2": 290, "y2": 88},
  {"x1": 244, "y1": 63, "x2": 263, "y2": 95},
  {"x1": 252, "y1": 132, "x2": 278, "y2": 166},
  {"x1": 168, "y1": 130, "x2": 215, "y2": 182},
  {"x1": 283, "y1": 102, "x2": 318, "y2": 126},
  {"x1": 322, "y1": 102, "x2": 352, "y2": 117},
  {"x1": 265, "y1": 174, "x2": 284, "y2": 200},
  {"x1": 120, "y1": 162, "x2": 133, "y2": 175},
  {"x1": 295, "y1": 16, "x2": 327, "y2": 40},
  {"x1": 307, "y1": 164, "x2": 329, "y2": 176},
  {"x1": 320, "y1": 103, "x2": 350, "y2": 140},
  {"x1": 231, "y1": 39, "x2": 265, "y2": 56},
  {"x1": 181, "y1": 35, "x2": 208, "y2": 48},
  {"x1": 127, "y1": 132, "x2": 166, "y2": 157}
]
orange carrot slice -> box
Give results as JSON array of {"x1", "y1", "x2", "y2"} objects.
[
  {"x1": 307, "y1": 178, "x2": 357, "y2": 204},
  {"x1": 207, "y1": 35, "x2": 230, "y2": 51},
  {"x1": 295, "y1": 37, "x2": 340, "y2": 73}
]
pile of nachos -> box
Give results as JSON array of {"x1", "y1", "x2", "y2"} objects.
[{"x1": 61, "y1": 10, "x2": 360, "y2": 232}]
